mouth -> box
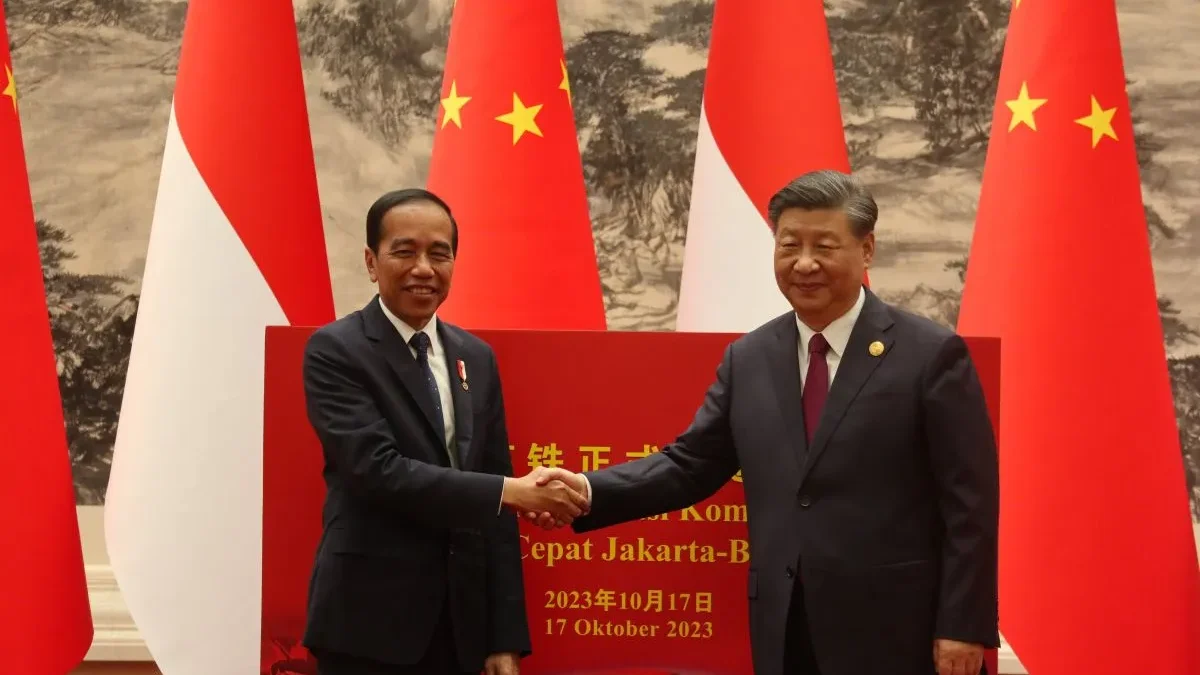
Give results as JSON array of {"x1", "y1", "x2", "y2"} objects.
[
  {"x1": 794, "y1": 282, "x2": 825, "y2": 292},
  {"x1": 404, "y1": 285, "x2": 438, "y2": 296}
]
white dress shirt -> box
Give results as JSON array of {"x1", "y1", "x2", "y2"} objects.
[
  {"x1": 378, "y1": 298, "x2": 457, "y2": 467},
  {"x1": 796, "y1": 285, "x2": 866, "y2": 391}
]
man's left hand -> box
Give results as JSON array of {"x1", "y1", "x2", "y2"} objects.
[
  {"x1": 933, "y1": 638, "x2": 984, "y2": 675},
  {"x1": 485, "y1": 652, "x2": 520, "y2": 675}
]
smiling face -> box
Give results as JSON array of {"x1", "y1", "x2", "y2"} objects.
[
  {"x1": 365, "y1": 200, "x2": 455, "y2": 330},
  {"x1": 772, "y1": 206, "x2": 873, "y2": 330}
]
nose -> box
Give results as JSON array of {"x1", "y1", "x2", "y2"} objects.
[
  {"x1": 792, "y1": 252, "x2": 819, "y2": 274},
  {"x1": 410, "y1": 255, "x2": 436, "y2": 277}
]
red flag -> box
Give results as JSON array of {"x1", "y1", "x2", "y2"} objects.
[
  {"x1": 103, "y1": 1, "x2": 335, "y2": 673},
  {"x1": 675, "y1": 0, "x2": 864, "y2": 333},
  {"x1": 957, "y1": 1, "x2": 1200, "y2": 673},
  {"x1": 0, "y1": 4, "x2": 94, "y2": 671},
  {"x1": 426, "y1": 0, "x2": 605, "y2": 330}
]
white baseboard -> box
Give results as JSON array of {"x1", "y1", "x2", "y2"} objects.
[
  {"x1": 83, "y1": 564, "x2": 1027, "y2": 672},
  {"x1": 85, "y1": 564, "x2": 153, "y2": 662},
  {"x1": 998, "y1": 644, "x2": 1026, "y2": 673}
]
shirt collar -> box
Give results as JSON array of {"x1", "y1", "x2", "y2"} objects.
[
  {"x1": 378, "y1": 296, "x2": 441, "y2": 354},
  {"x1": 796, "y1": 285, "x2": 866, "y2": 358}
]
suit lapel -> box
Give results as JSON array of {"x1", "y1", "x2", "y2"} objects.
[
  {"x1": 438, "y1": 323, "x2": 475, "y2": 469},
  {"x1": 361, "y1": 298, "x2": 446, "y2": 459},
  {"x1": 767, "y1": 315, "x2": 808, "y2": 477},
  {"x1": 799, "y1": 292, "x2": 895, "y2": 485}
]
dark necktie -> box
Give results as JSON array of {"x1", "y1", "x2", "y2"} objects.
[
  {"x1": 802, "y1": 333, "x2": 830, "y2": 444},
  {"x1": 410, "y1": 332, "x2": 450, "y2": 463}
]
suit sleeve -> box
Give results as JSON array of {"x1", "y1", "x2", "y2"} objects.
[
  {"x1": 922, "y1": 334, "x2": 1000, "y2": 648},
  {"x1": 302, "y1": 329, "x2": 504, "y2": 531},
  {"x1": 480, "y1": 351, "x2": 533, "y2": 657},
  {"x1": 573, "y1": 344, "x2": 740, "y2": 532}
]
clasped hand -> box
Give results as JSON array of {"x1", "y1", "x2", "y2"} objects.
[{"x1": 502, "y1": 467, "x2": 588, "y2": 527}]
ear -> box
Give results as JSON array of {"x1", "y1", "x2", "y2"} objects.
[
  {"x1": 364, "y1": 245, "x2": 378, "y2": 283},
  {"x1": 861, "y1": 232, "x2": 875, "y2": 267}
]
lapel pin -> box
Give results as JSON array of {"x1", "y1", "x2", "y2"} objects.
[
  {"x1": 457, "y1": 359, "x2": 469, "y2": 391},
  {"x1": 868, "y1": 341, "x2": 885, "y2": 357}
]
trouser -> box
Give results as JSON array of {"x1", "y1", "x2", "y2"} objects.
[
  {"x1": 782, "y1": 579, "x2": 821, "y2": 674},
  {"x1": 314, "y1": 594, "x2": 471, "y2": 675}
]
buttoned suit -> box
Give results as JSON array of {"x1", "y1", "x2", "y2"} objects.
[
  {"x1": 573, "y1": 289, "x2": 999, "y2": 675},
  {"x1": 301, "y1": 297, "x2": 531, "y2": 674}
]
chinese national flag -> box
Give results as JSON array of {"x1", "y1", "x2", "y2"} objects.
[
  {"x1": 426, "y1": 0, "x2": 605, "y2": 330},
  {"x1": 957, "y1": 1, "x2": 1200, "y2": 673},
  {"x1": 0, "y1": 4, "x2": 95, "y2": 672}
]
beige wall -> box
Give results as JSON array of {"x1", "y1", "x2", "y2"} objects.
[
  {"x1": 13, "y1": 0, "x2": 1194, "y2": 671},
  {"x1": 80, "y1": 507, "x2": 107, "y2": 566}
]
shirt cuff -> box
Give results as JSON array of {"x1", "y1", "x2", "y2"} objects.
[{"x1": 580, "y1": 473, "x2": 593, "y2": 506}]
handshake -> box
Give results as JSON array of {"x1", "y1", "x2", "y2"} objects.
[{"x1": 501, "y1": 466, "x2": 589, "y2": 529}]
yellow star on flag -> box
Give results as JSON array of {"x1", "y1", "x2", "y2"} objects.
[
  {"x1": 495, "y1": 92, "x2": 543, "y2": 144},
  {"x1": 2, "y1": 63, "x2": 16, "y2": 113},
  {"x1": 559, "y1": 60, "x2": 571, "y2": 106},
  {"x1": 440, "y1": 80, "x2": 470, "y2": 129},
  {"x1": 1005, "y1": 81, "x2": 1046, "y2": 132},
  {"x1": 1075, "y1": 95, "x2": 1118, "y2": 148}
]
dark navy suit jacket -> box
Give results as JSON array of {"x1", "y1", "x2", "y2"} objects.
[
  {"x1": 575, "y1": 290, "x2": 1000, "y2": 675},
  {"x1": 301, "y1": 296, "x2": 531, "y2": 670}
]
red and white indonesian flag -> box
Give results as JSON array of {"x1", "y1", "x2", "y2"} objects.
[
  {"x1": 104, "y1": 1, "x2": 335, "y2": 673},
  {"x1": 675, "y1": 0, "x2": 851, "y2": 332}
]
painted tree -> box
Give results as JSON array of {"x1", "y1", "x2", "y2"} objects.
[{"x1": 38, "y1": 220, "x2": 138, "y2": 504}]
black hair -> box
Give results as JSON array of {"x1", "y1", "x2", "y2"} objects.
[
  {"x1": 365, "y1": 188, "x2": 459, "y2": 253},
  {"x1": 767, "y1": 170, "x2": 878, "y2": 238}
]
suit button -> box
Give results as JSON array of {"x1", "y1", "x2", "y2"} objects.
[
  {"x1": 799, "y1": 495, "x2": 812, "y2": 508},
  {"x1": 785, "y1": 567, "x2": 795, "y2": 579}
]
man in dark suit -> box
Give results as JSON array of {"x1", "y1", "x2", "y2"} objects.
[
  {"x1": 534, "y1": 171, "x2": 1000, "y2": 675},
  {"x1": 301, "y1": 189, "x2": 589, "y2": 675}
]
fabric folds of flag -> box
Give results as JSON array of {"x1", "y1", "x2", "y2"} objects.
[
  {"x1": 103, "y1": 1, "x2": 335, "y2": 673},
  {"x1": 426, "y1": 0, "x2": 605, "y2": 330},
  {"x1": 0, "y1": 5, "x2": 94, "y2": 671},
  {"x1": 957, "y1": 1, "x2": 1200, "y2": 673},
  {"x1": 674, "y1": 0, "x2": 854, "y2": 333}
]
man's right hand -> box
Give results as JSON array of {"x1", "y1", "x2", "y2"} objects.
[
  {"x1": 525, "y1": 467, "x2": 590, "y2": 530},
  {"x1": 501, "y1": 467, "x2": 590, "y2": 524}
]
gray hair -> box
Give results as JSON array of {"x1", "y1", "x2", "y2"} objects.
[{"x1": 766, "y1": 170, "x2": 878, "y2": 238}]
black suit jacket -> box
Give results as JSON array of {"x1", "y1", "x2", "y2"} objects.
[
  {"x1": 300, "y1": 297, "x2": 531, "y2": 670},
  {"x1": 574, "y1": 290, "x2": 999, "y2": 675}
]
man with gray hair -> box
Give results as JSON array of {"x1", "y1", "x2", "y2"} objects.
[{"x1": 534, "y1": 170, "x2": 1000, "y2": 675}]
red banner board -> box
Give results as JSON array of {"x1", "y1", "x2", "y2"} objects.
[{"x1": 261, "y1": 327, "x2": 1000, "y2": 674}]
